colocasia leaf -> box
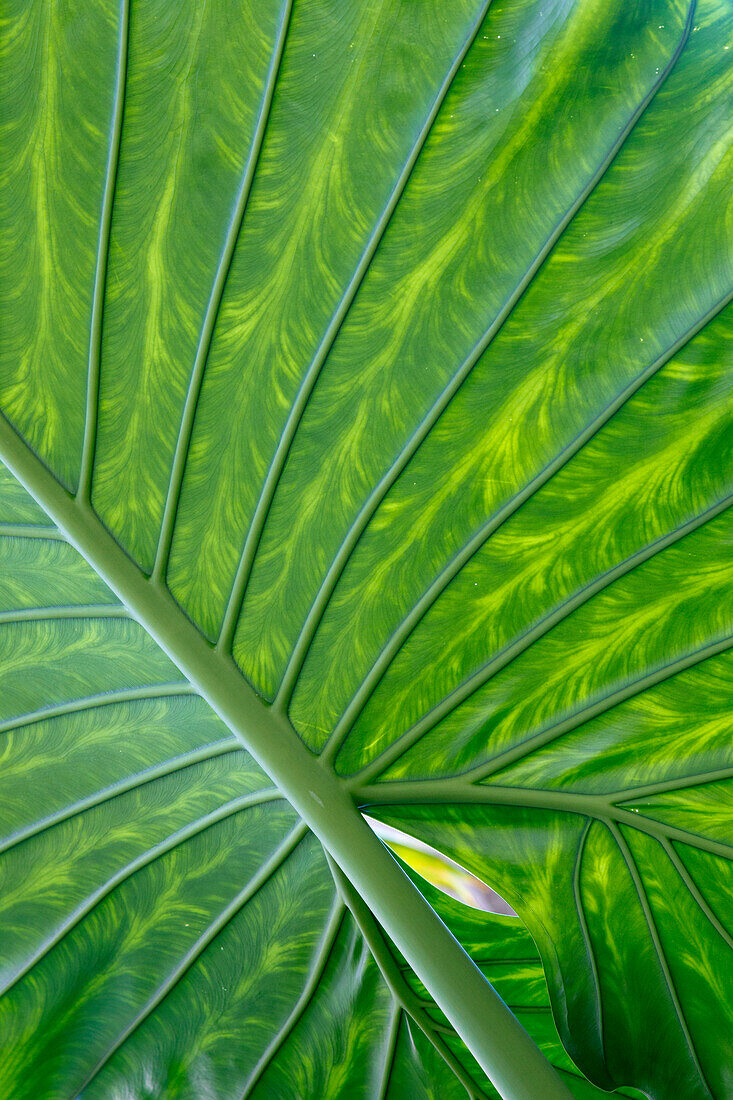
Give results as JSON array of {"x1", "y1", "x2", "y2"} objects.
[{"x1": 0, "y1": 0, "x2": 730, "y2": 1096}]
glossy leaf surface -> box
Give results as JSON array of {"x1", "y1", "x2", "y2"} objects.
[
  {"x1": 0, "y1": 0, "x2": 731, "y2": 1095},
  {"x1": 0, "y1": 468, "x2": 612, "y2": 1099}
]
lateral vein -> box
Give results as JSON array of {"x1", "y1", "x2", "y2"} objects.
[
  {"x1": 73, "y1": 821, "x2": 308, "y2": 1093},
  {"x1": 218, "y1": 0, "x2": 495, "y2": 656},
  {"x1": 0, "y1": 681, "x2": 196, "y2": 739},
  {"x1": 78, "y1": 0, "x2": 130, "y2": 501},
  {"x1": 152, "y1": 0, "x2": 296, "y2": 583},
  {"x1": 0, "y1": 789, "x2": 287, "y2": 999},
  {"x1": 608, "y1": 822, "x2": 713, "y2": 1097},
  {"x1": 239, "y1": 894, "x2": 345, "y2": 1099},
  {"x1": 328, "y1": 856, "x2": 493, "y2": 1100},
  {"x1": 0, "y1": 736, "x2": 241, "y2": 854},
  {"x1": 351, "y1": 493, "x2": 732, "y2": 783},
  {"x1": 319, "y1": 294, "x2": 731, "y2": 768},
  {"x1": 276, "y1": 5, "x2": 699, "y2": 712}
]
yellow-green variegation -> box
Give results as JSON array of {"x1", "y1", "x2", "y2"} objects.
[
  {"x1": 0, "y1": 469, "x2": 617, "y2": 1099},
  {"x1": 0, "y1": 0, "x2": 731, "y2": 1096}
]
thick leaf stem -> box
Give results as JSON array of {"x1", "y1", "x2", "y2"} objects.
[
  {"x1": 0, "y1": 417, "x2": 572, "y2": 1100},
  {"x1": 328, "y1": 856, "x2": 495, "y2": 1100}
]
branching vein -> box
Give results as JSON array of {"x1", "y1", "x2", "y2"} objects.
[
  {"x1": 328, "y1": 856, "x2": 492, "y2": 1100},
  {"x1": 0, "y1": 788, "x2": 287, "y2": 998},
  {"x1": 218, "y1": 0, "x2": 495, "y2": 656},
  {"x1": 609, "y1": 822, "x2": 713, "y2": 1097},
  {"x1": 152, "y1": 0, "x2": 296, "y2": 583},
  {"x1": 239, "y1": 894, "x2": 344, "y2": 1099},
  {"x1": 75, "y1": 821, "x2": 307, "y2": 1093},
  {"x1": 0, "y1": 681, "x2": 196, "y2": 739},
  {"x1": 277, "y1": 7, "x2": 700, "y2": 712},
  {"x1": 0, "y1": 736, "x2": 241, "y2": 854},
  {"x1": 349, "y1": 494, "x2": 732, "y2": 783},
  {"x1": 79, "y1": 0, "x2": 130, "y2": 502}
]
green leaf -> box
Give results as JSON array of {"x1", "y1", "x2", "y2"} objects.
[
  {"x1": 0, "y1": 0, "x2": 730, "y2": 1096},
  {"x1": 0, "y1": 468, "x2": 605, "y2": 1099},
  {"x1": 387, "y1": 874, "x2": 645, "y2": 1100}
]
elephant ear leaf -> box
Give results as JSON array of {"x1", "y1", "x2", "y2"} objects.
[
  {"x1": 0, "y1": 462, "x2": 618, "y2": 1100},
  {"x1": 384, "y1": 871, "x2": 647, "y2": 1100},
  {"x1": 0, "y1": 0, "x2": 731, "y2": 1097}
]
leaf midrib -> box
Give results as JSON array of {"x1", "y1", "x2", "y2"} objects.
[{"x1": 0, "y1": 415, "x2": 573, "y2": 1100}]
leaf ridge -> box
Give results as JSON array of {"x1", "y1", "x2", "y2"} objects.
[
  {"x1": 0, "y1": 736, "x2": 241, "y2": 855},
  {"x1": 573, "y1": 821, "x2": 605, "y2": 1065},
  {"x1": 611, "y1": 766, "x2": 733, "y2": 805},
  {"x1": 216, "y1": 0, "x2": 495, "y2": 656},
  {"x1": 79, "y1": 0, "x2": 130, "y2": 502},
  {"x1": 377, "y1": 1001, "x2": 402, "y2": 1100},
  {"x1": 330, "y1": 856, "x2": 492, "y2": 1100},
  {"x1": 350, "y1": 493, "x2": 733, "y2": 783},
  {"x1": 354, "y1": 781, "x2": 733, "y2": 860},
  {"x1": 0, "y1": 523, "x2": 65, "y2": 541},
  {"x1": 239, "y1": 894, "x2": 345, "y2": 1099},
  {"x1": 151, "y1": 0, "x2": 296, "y2": 583},
  {"x1": 0, "y1": 789, "x2": 286, "y2": 998},
  {"x1": 76, "y1": 821, "x2": 308, "y2": 1095},
  {"x1": 661, "y1": 838, "x2": 733, "y2": 953},
  {"x1": 609, "y1": 822, "x2": 713, "y2": 1098},
  {"x1": 274, "y1": 0, "x2": 700, "y2": 712},
  {"x1": 464, "y1": 633, "x2": 733, "y2": 785},
  {"x1": 318, "y1": 294, "x2": 732, "y2": 767},
  {"x1": 0, "y1": 603, "x2": 128, "y2": 624},
  {"x1": 0, "y1": 681, "x2": 196, "y2": 740}
]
